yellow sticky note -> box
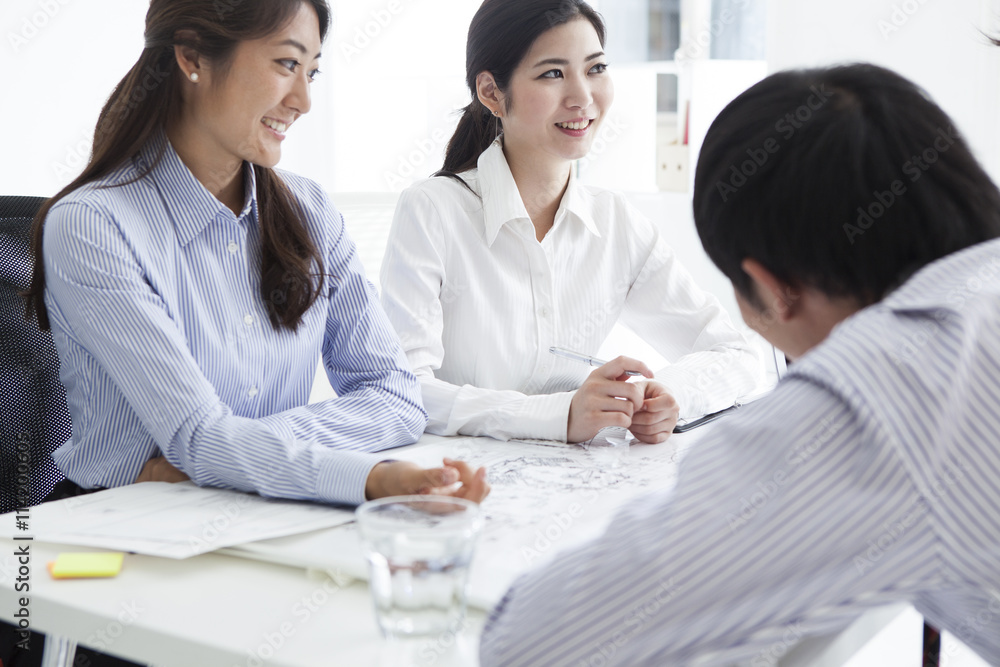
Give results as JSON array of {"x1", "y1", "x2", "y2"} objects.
[{"x1": 49, "y1": 552, "x2": 125, "y2": 579}]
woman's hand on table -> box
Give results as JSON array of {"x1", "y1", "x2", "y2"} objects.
[
  {"x1": 365, "y1": 458, "x2": 490, "y2": 503},
  {"x1": 568, "y1": 356, "x2": 654, "y2": 443},
  {"x1": 628, "y1": 381, "x2": 679, "y2": 444}
]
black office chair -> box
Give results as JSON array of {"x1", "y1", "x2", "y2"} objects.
[
  {"x1": 0, "y1": 195, "x2": 70, "y2": 513},
  {"x1": 1, "y1": 197, "x2": 144, "y2": 667}
]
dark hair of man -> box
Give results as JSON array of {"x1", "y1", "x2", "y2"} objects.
[
  {"x1": 24, "y1": 0, "x2": 332, "y2": 332},
  {"x1": 435, "y1": 0, "x2": 607, "y2": 183},
  {"x1": 693, "y1": 63, "x2": 1000, "y2": 308}
]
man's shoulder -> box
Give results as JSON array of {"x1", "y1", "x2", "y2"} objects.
[{"x1": 799, "y1": 240, "x2": 1000, "y2": 385}]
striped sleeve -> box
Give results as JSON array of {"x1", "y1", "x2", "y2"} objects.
[
  {"x1": 43, "y1": 199, "x2": 383, "y2": 505},
  {"x1": 261, "y1": 196, "x2": 428, "y2": 453},
  {"x1": 480, "y1": 378, "x2": 936, "y2": 666}
]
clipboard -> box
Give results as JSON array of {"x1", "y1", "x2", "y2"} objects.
[{"x1": 673, "y1": 404, "x2": 740, "y2": 433}]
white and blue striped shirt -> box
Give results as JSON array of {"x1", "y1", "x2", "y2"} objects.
[
  {"x1": 480, "y1": 238, "x2": 1000, "y2": 665},
  {"x1": 42, "y1": 132, "x2": 426, "y2": 505}
]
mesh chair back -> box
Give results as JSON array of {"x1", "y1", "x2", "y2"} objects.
[{"x1": 0, "y1": 196, "x2": 69, "y2": 512}]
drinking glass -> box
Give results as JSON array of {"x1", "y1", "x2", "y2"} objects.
[{"x1": 356, "y1": 495, "x2": 482, "y2": 639}]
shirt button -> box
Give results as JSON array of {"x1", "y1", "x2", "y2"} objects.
[
  {"x1": 539, "y1": 308, "x2": 550, "y2": 318},
  {"x1": 244, "y1": 314, "x2": 254, "y2": 326},
  {"x1": 228, "y1": 241, "x2": 239, "y2": 254},
  {"x1": 248, "y1": 387, "x2": 259, "y2": 398}
]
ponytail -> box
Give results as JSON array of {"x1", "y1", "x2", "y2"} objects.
[{"x1": 437, "y1": 99, "x2": 502, "y2": 178}]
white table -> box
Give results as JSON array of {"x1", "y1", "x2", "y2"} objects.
[
  {"x1": 0, "y1": 431, "x2": 909, "y2": 666},
  {"x1": 1, "y1": 539, "x2": 483, "y2": 667}
]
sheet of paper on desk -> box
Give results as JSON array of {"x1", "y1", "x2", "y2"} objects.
[
  {"x1": 224, "y1": 429, "x2": 703, "y2": 610},
  {"x1": 1, "y1": 482, "x2": 355, "y2": 559}
]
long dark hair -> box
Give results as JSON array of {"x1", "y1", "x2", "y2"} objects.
[
  {"x1": 694, "y1": 63, "x2": 1000, "y2": 306},
  {"x1": 24, "y1": 0, "x2": 331, "y2": 332},
  {"x1": 436, "y1": 0, "x2": 606, "y2": 178}
]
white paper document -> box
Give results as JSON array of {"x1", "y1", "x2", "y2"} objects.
[
  {"x1": 224, "y1": 429, "x2": 702, "y2": 609},
  {"x1": 1, "y1": 482, "x2": 355, "y2": 559}
]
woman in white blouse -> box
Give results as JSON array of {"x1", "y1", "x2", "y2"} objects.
[{"x1": 381, "y1": 0, "x2": 760, "y2": 444}]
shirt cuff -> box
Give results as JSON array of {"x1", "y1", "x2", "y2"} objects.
[
  {"x1": 507, "y1": 391, "x2": 575, "y2": 442},
  {"x1": 315, "y1": 450, "x2": 385, "y2": 505}
]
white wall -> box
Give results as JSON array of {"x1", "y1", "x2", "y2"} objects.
[
  {"x1": 14, "y1": 0, "x2": 996, "y2": 185},
  {"x1": 767, "y1": 0, "x2": 1000, "y2": 182},
  {"x1": 0, "y1": 0, "x2": 480, "y2": 196},
  {"x1": 6, "y1": 1, "x2": 999, "y2": 192},
  {"x1": 321, "y1": 0, "x2": 479, "y2": 192},
  {"x1": 3, "y1": 0, "x2": 150, "y2": 197}
]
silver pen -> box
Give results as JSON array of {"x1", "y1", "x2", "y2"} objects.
[{"x1": 549, "y1": 346, "x2": 644, "y2": 377}]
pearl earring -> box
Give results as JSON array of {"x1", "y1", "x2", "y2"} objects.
[{"x1": 190, "y1": 72, "x2": 199, "y2": 83}]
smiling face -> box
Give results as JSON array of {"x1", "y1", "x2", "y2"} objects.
[
  {"x1": 180, "y1": 1, "x2": 322, "y2": 175},
  {"x1": 496, "y1": 17, "x2": 613, "y2": 168}
]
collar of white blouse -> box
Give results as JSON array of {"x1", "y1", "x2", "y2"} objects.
[{"x1": 476, "y1": 139, "x2": 600, "y2": 247}]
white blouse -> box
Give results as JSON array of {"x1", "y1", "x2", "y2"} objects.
[{"x1": 380, "y1": 140, "x2": 760, "y2": 441}]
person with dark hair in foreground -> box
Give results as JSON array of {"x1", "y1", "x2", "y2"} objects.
[{"x1": 479, "y1": 63, "x2": 1000, "y2": 665}]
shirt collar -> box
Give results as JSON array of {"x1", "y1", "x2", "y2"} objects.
[
  {"x1": 476, "y1": 139, "x2": 600, "y2": 247},
  {"x1": 137, "y1": 130, "x2": 258, "y2": 247},
  {"x1": 882, "y1": 237, "x2": 1000, "y2": 311},
  {"x1": 557, "y1": 167, "x2": 599, "y2": 238}
]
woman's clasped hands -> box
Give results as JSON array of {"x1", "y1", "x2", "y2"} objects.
[{"x1": 567, "y1": 356, "x2": 680, "y2": 445}]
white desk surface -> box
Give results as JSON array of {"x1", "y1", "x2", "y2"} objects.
[
  {"x1": 0, "y1": 538, "x2": 482, "y2": 667},
  {"x1": 0, "y1": 431, "x2": 907, "y2": 666}
]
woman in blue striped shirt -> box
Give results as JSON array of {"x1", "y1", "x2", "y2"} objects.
[{"x1": 24, "y1": 0, "x2": 488, "y2": 505}]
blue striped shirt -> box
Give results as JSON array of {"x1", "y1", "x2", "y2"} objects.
[
  {"x1": 42, "y1": 132, "x2": 426, "y2": 505},
  {"x1": 480, "y1": 238, "x2": 1000, "y2": 665}
]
